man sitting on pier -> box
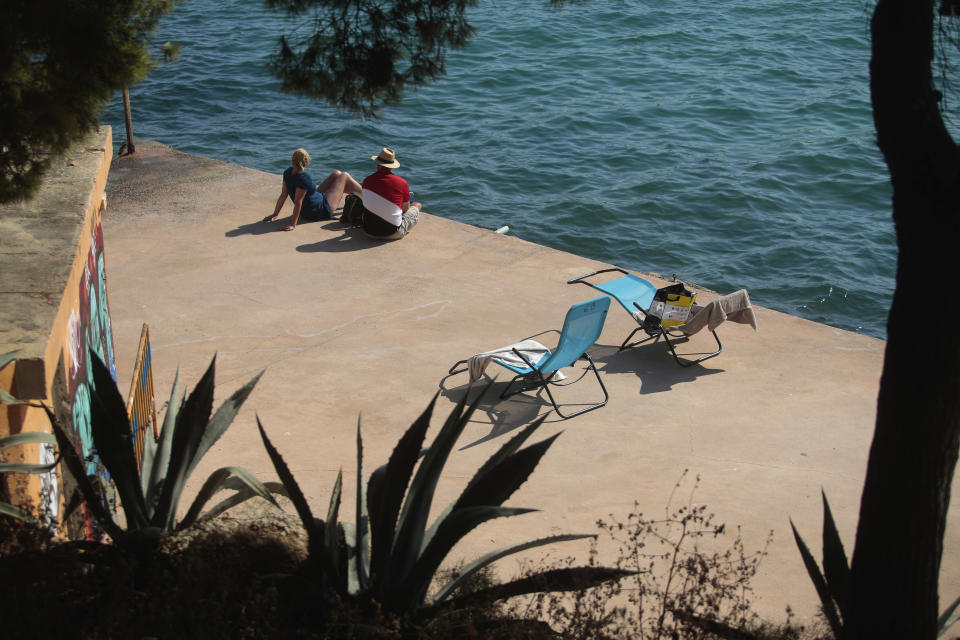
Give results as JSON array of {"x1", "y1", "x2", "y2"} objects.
[{"x1": 361, "y1": 147, "x2": 422, "y2": 241}]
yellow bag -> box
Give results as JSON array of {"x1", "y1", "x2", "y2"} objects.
[{"x1": 646, "y1": 283, "x2": 697, "y2": 329}]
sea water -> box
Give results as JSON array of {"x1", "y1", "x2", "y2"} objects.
[{"x1": 103, "y1": 0, "x2": 913, "y2": 339}]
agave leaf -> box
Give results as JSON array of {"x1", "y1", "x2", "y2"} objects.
[
  {"x1": 791, "y1": 518, "x2": 843, "y2": 637},
  {"x1": 0, "y1": 432, "x2": 58, "y2": 448},
  {"x1": 438, "y1": 566, "x2": 635, "y2": 613},
  {"x1": 355, "y1": 415, "x2": 370, "y2": 591},
  {"x1": 465, "y1": 411, "x2": 547, "y2": 494},
  {"x1": 0, "y1": 349, "x2": 19, "y2": 370},
  {"x1": 145, "y1": 366, "x2": 181, "y2": 511},
  {"x1": 938, "y1": 593, "x2": 960, "y2": 637},
  {"x1": 820, "y1": 491, "x2": 851, "y2": 620},
  {"x1": 423, "y1": 413, "x2": 546, "y2": 550},
  {"x1": 433, "y1": 533, "x2": 596, "y2": 603},
  {"x1": 368, "y1": 394, "x2": 437, "y2": 586},
  {"x1": 390, "y1": 387, "x2": 487, "y2": 585},
  {"x1": 401, "y1": 505, "x2": 538, "y2": 610},
  {"x1": 0, "y1": 389, "x2": 28, "y2": 405},
  {"x1": 178, "y1": 465, "x2": 281, "y2": 530},
  {"x1": 0, "y1": 501, "x2": 38, "y2": 524},
  {"x1": 456, "y1": 433, "x2": 560, "y2": 512},
  {"x1": 324, "y1": 468, "x2": 344, "y2": 591},
  {"x1": 0, "y1": 461, "x2": 58, "y2": 474},
  {"x1": 195, "y1": 481, "x2": 288, "y2": 525},
  {"x1": 45, "y1": 405, "x2": 125, "y2": 542},
  {"x1": 154, "y1": 356, "x2": 217, "y2": 529},
  {"x1": 258, "y1": 418, "x2": 320, "y2": 546},
  {"x1": 186, "y1": 369, "x2": 264, "y2": 479},
  {"x1": 139, "y1": 420, "x2": 157, "y2": 497},
  {"x1": 88, "y1": 350, "x2": 149, "y2": 529}
]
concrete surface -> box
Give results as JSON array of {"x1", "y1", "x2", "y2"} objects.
[
  {"x1": 102, "y1": 140, "x2": 959, "y2": 625},
  {"x1": 0, "y1": 130, "x2": 111, "y2": 398}
]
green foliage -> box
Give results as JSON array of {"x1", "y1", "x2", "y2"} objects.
[
  {"x1": 266, "y1": 0, "x2": 477, "y2": 117},
  {"x1": 0, "y1": 350, "x2": 58, "y2": 525},
  {"x1": 258, "y1": 383, "x2": 631, "y2": 622},
  {"x1": 792, "y1": 492, "x2": 960, "y2": 639},
  {"x1": 0, "y1": 432, "x2": 58, "y2": 525},
  {"x1": 0, "y1": 0, "x2": 182, "y2": 202},
  {"x1": 50, "y1": 350, "x2": 280, "y2": 549}
]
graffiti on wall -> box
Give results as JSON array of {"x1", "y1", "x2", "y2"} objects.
[{"x1": 60, "y1": 218, "x2": 118, "y2": 539}]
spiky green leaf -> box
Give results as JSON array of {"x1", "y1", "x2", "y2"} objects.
[
  {"x1": 0, "y1": 432, "x2": 58, "y2": 448},
  {"x1": 368, "y1": 394, "x2": 436, "y2": 585},
  {"x1": 820, "y1": 491, "x2": 851, "y2": 621},
  {"x1": 0, "y1": 389, "x2": 27, "y2": 405},
  {"x1": 0, "y1": 461, "x2": 58, "y2": 474},
  {"x1": 0, "y1": 350, "x2": 18, "y2": 370},
  {"x1": 437, "y1": 566, "x2": 635, "y2": 613},
  {"x1": 195, "y1": 481, "x2": 288, "y2": 525},
  {"x1": 354, "y1": 415, "x2": 370, "y2": 591},
  {"x1": 45, "y1": 405, "x2": 124, "y2": 541},
  {"x1": 433, "y1": 533, "x2": 596, "y2": 603},
  {"x1": 258, "y1": 418, "x2": 319, "y2": 546},
  {"x1": 178, "y1": 465, "x2": 281, "y2": 530},
  {"x1": 403, "y1": 506, "x2": 537, "y2": 609},
  {"x1": 390, "y1": 387, "x2": 486, "y2": 585},
  {"x1": 791, "y1": 518, "x2": 843, "y2": 637},
  {"x1": 145, "y1": 365, "x2": 181, "y2": 510},
  {"x1": 938, "y1": 593, "x2": 960, "y2": 637},
  {"x1": 0, "y1": 501, "x2": 38, "y2": 523},
  {"x1": 423, "y1": 409, "x2": 545, "y2": 550},
  {"x1": 153, "y1": 356, "x2": 217, "y2": 529},
  {"x1": 88, "y1": 350, "x2": 149, "y2": 529},
  {"x1": 187, "y1": 369, "x2": 264, "y2": 479}
]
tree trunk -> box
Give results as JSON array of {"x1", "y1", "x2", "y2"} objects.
[
  {"x1": 849, "y1": 0, "x2": 960, "y2": 637},
  {"x1": 122, "y1": 86, "x2": 136, "y2": 155}
]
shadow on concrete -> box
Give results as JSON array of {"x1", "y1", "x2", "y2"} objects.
[
  {"x1": 591, "y1": 342, "x2": 723, "y2": 394},
  {"x1": 438, "y1": 370, "x2": 602, "y2": 450},
  {"x1": 296, "y1": 227, "x2": 385, "y2": 253},
  {"x1": 225, "y1": 216, "x2": 337, "y2": 237}
]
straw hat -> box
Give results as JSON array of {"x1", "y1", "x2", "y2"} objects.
[{"x1": 371, "y1": 147, "x2": 400, "y2": 168}]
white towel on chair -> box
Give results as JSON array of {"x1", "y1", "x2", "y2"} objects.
[
  {"x1": 679, "y1": 289, "x2": 759, "y2": 335},
  {"x1": 467, "y1": 339, "x2": 566, "y2": 383}
]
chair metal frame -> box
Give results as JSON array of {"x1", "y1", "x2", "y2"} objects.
[
  {"x1": 568, "y1": 268, "x2": 722, "y2": 367},
  {"x1": 449, "y1": 297, "x2": 611, "y2": 419}
]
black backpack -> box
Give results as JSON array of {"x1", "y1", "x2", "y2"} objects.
[{"x1": 341, "y1": 193, "x2": 364, "y2": 227}]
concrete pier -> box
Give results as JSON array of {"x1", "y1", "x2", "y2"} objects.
[{"x1": 101, "y1": 139, "x2": 957, "y2": 624}]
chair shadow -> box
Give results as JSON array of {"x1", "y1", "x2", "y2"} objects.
[
  {"x1": 438, "y1": 374, "x2": 563, "y2": 450},
  {"x1": 590, "y1": 340, "x2": 723, "y2": 394},
  {"x1": 296, "y1": 225, "x2": 386, "y2": 253}
]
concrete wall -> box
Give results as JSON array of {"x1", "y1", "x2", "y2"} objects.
[{"x1": 0, "y1": 127, "x2": 116, "y2": 536}]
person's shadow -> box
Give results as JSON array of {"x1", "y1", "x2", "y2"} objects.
[
  {"x1": 225, "y1": 219, "x2": 280, "y2": 237},
  {"x1": 225, "y1": 216, "x2": 347, "y2": 238},
  {"x1": 296, "y1": 225, "x2": 386, "y2": 253}
]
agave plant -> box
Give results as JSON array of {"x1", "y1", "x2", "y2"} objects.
[
  {"x1": 792, "y1": 491, "x2": 960, "y2": 639},
  {"x1": 48, "y1": 349, "x2": 282, "y2": 549},
  {"x1": 0, "y1": 350, "x2": 59, "y2": 524},
  {"x1": 258, "y1": 382, "x2": 632, "y2": 619}
]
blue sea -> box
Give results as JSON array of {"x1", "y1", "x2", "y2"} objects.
[{"x1": 103, "y1": 0, "x2": 928, "y2": 339}]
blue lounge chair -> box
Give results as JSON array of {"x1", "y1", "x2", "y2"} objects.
[
  {"x1": 449, "y1": 296, "x2": 611, "y2": 419},
  {"x1": 568, "y1": 268, "x2": 722, "y2": 367}
]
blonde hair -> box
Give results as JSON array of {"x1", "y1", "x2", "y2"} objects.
[{"x1": 292, "y1": 148, "x2": 311, "y2": 171}]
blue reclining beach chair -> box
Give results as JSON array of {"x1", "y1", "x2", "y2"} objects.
[
  {"x1": 568, "y1": 268, "x2": 722, "y2": 367},
  {"x1": 448, "y1": 296, "x2": 611, "y2": 419}
]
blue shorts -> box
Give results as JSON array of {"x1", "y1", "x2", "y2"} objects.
[{"x1": 302, "y1": 195, "x2": 334, "y2": 221}]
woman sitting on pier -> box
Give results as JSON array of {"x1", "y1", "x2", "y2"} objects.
[{"x1": 263, "y1": 148, "x2": 361, "y2": 231}]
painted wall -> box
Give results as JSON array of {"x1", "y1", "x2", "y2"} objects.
[{"x1": 0, "y1": 128, "x2": 117, "y2": 536}]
